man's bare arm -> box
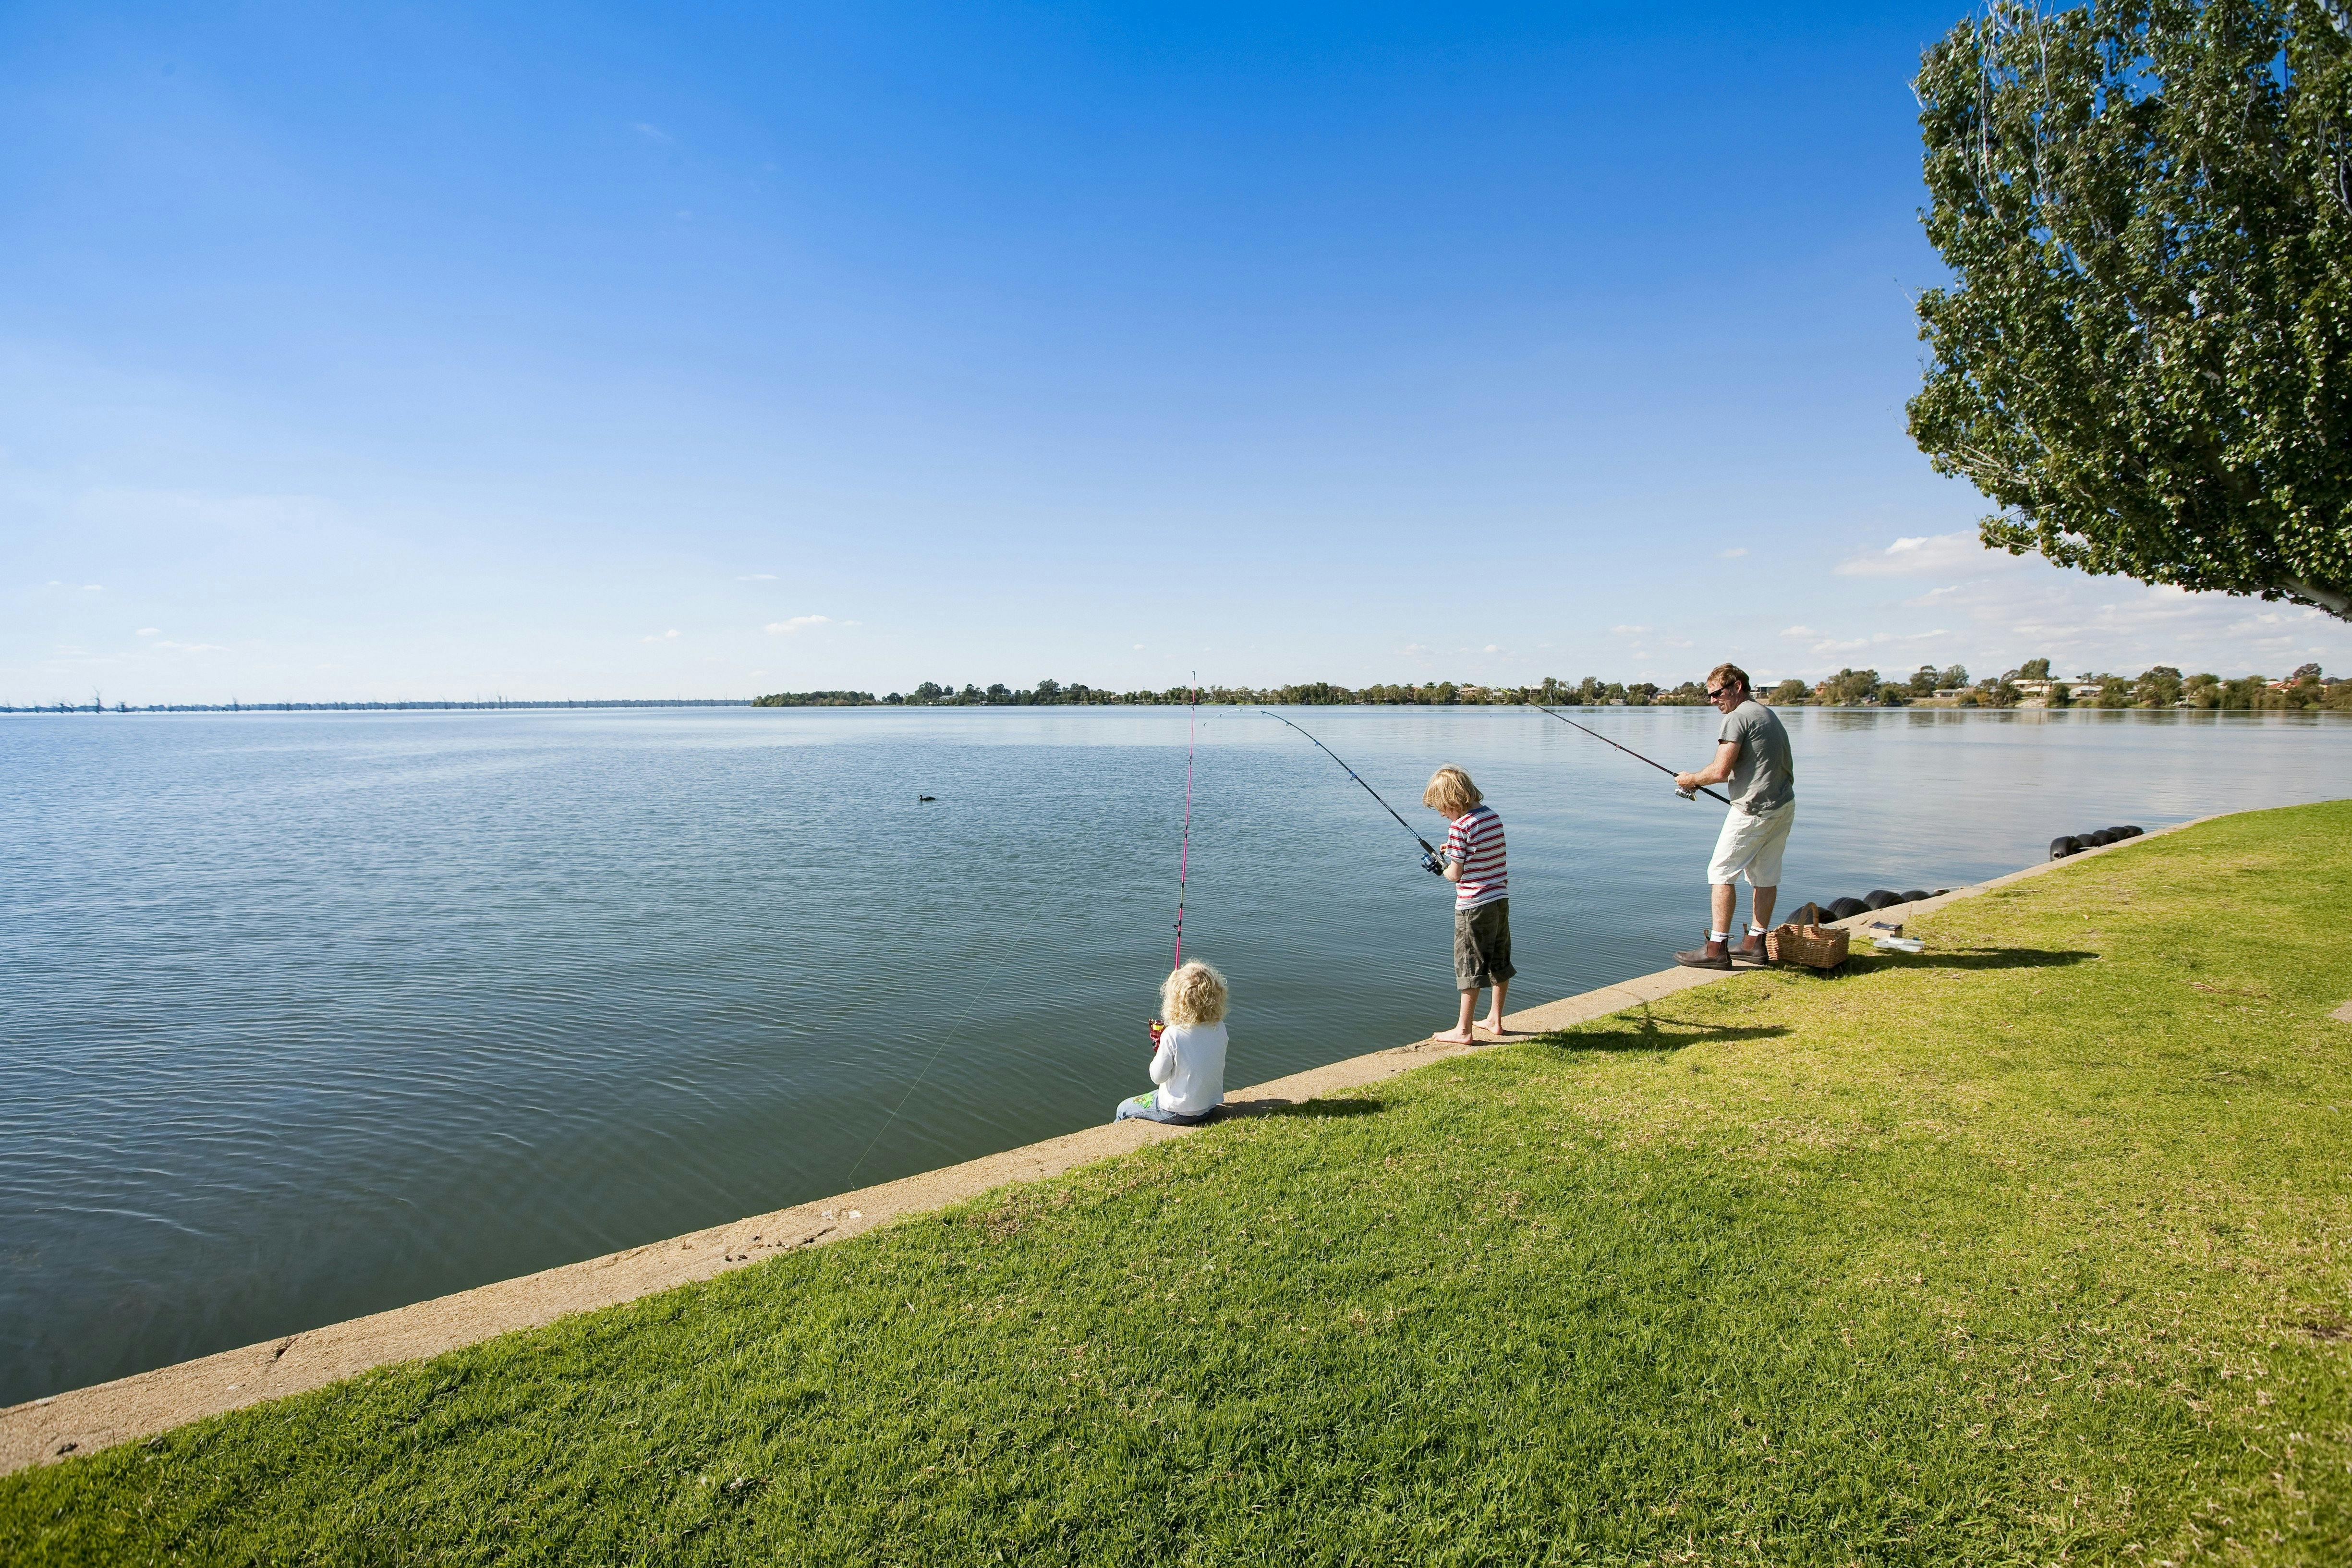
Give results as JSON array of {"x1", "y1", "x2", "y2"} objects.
[{"x1": 1675, "y1": 740, "x2": 1741, "y2": 791}]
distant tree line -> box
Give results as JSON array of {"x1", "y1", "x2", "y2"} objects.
[
  {"x1": 749, "y1": 691, "x2": 879, "y2": 707},
  {"x1": 741, "y1": 664, "x2": 2351, "y2": 713},
  {"x1": 1769, "y1": 658, "x2": 2349, "y2": 712}
]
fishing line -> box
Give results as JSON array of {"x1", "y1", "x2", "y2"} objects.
[
  {"x1": 1259, "y1": 709, "x2": 1446, "y2": 873},
  {"x1": 842, "y1": 932, "x2": 1026, "y2": 1188},
  {"x1": 849, "y1": 694, "x2": 1207, "y2": 1188},
  {"x1": 1528, "y1": 704, "x2": 1732, "y2": 806},
  {"x1": 1174, "y1": 673, "x2": 1197, "y2": 970}
]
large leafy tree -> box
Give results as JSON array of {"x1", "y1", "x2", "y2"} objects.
[{"x1": 1908, "y1": 0, "x2": 2352, "y2": 617}]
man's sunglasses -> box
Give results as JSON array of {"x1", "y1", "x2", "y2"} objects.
[{"x1": 1705, "y1": 685, "x2": 1732, "y2": 699}]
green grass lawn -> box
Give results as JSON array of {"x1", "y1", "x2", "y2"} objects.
[{"x1": 9, "y1": 802, "x2": 2352, "y2": 1565}]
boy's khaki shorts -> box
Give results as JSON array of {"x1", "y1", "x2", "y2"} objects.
[{"x1": 1454, "y1": 899, "x2": 1515, "y2": 992}]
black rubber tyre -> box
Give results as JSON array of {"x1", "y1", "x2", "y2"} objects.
[
  {"x1": 1901, "y1": 889, "x2": 1929, "y2": 904},
  {"x1": 2118, "y1": 825, "x2": 2143, "y2": 838},
  {"x1": 1862, "y1": 890, "x2": 1903, "y2": 911},
  {"x1": 1826, "y1": 897, "x2": 1868, "y2": 921},
  {"x1": 2080, "y1": 829, "x2": 2113, "y2": 846},
  {"x1": 2050, "y1": 837, "x2": 2080, "y2": 859}
]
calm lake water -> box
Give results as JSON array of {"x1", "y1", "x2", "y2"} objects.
[{"x1": 5, "y1": 705, "x2": 2349, "y2": 1404}]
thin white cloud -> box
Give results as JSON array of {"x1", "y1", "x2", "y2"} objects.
[
  {"x1": 136, "y1": 627, "x2": 160, "y2": 636},
  {"x1": 765, "y1": 616, "x2": 834, "y2": 635},
  {"x1": 1719, "y1": 547, "x2": 1748, "y2": 559},
  {"x1": 155, "y1": 640, "x2": 222, "y2": 653},
  {"x1": 632, "y1": 122, "x2": 673, "y2": 143},
  {"x1": 735, "y1": 573, "x2": 776, "y2": 582},
  {"x1": 1835, "y1": 531, "x2": 2021, "y2": 579},
  {"x1": 642, "y1": 629, "x2": 682, "y2": 643},
  {"x1": 1801, "y1": 628, "x2": 1950, "y2": 657},
  {"x1": 81, "y1": 583, "x2": 102, "y2": 591},
  {"x1": 1483, "y1": 644, "x2": 1502, "y2": 654},
  {"x1": 1905, "y1": 585, "x2": 1962, "y2": 605},
  {"x1": 1780, "y1": 625, "x2": 1819, "y2": 639},
  {"x1": 1609, "y1": 624, "x2": 1649, "y2": 635}
]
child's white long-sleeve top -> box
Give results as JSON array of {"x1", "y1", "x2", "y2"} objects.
[{"x1": 1149, "y1": 1021, "x2": 1227, "y2": 1117}]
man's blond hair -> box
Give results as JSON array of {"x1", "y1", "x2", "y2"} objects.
[
  {"x1": 1421, "y1": 765, "x2": 1482, "y2": 816},
  {"x1": 1707, "y1": 662, "x2": 1751, "y2": 696},
  {"x1": 1162, "y1": 960, "x2": 1229, "y2": 1025}
]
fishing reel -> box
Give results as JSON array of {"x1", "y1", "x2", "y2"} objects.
[
  {"x1": 1419, "y1": 850, "x2": 1448, "y2": 876},
  {"x1": 1675, "y1": 785, "x2": 1697, "y2": 802}
]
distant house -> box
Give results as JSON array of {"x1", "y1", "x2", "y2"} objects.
[{"x1": 2012, "y1": 679, "x2": 2106, "y2": 703}]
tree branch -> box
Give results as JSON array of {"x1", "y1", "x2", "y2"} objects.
[{"x1": 2278, "y1": 576, "x2": 2352, "y2": 619}]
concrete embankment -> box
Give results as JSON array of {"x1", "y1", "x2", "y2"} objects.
[{"x1": 0, "y1": 815, "x2": 2217, "y2": 1476}]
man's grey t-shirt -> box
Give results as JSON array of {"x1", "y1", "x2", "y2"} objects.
[{"x1": 1719, "y1": 699, "x2": 1794, "y2": 813}]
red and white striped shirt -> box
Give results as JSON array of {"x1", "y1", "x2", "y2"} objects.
[{"x1": 1443, "y1": 805, "x2": 1507, "y2": 910}]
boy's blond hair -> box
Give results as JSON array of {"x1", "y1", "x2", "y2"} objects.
[
  {"x1": 1161, "y1": 960, "x2": 1229, "y2": 1025},
  {"x1": 1421, "y1": 765, "x2": 1482, "y2": 816}
]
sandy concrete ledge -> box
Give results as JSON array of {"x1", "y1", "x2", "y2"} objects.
[{"x1": 0, "y1": 812, "x2": 2224, "y2": 1476}]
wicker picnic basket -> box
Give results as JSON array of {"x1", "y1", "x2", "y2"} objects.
[{"x1": 1767, "y1": 921, "x2": 1849, "y2": 970}]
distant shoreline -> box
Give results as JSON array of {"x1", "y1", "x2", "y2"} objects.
[{"x1": 7, "y1": 698, "x2": 2349, "y2": 717}]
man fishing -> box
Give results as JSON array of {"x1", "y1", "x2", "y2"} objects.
[{"x1": 1672, "y1": 663, "x2": 1795, "y2": 970}]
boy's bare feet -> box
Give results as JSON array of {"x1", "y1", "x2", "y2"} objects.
[
  {"x1": 1431, "y1": 1028, "x2": 1478, "y2": 1044},
  {"x1": 1476, "y1": 1016, "x2": 1525, "y2": 1040}
]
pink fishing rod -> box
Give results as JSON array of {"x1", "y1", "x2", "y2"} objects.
[{"x1": 1173, "y1": 673, "x2": 1197, "y2": 969}]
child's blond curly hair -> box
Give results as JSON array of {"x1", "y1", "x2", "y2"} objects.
[
  {"x1": 1161, "y1": 960, "x2": 1229, "y2": 1025},
  {"x1": 1421, "y1": 765, "x2": 1482, "y2": 816}
]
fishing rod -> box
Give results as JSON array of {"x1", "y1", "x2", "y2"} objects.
[
  {"x1": 1528, "y1": 704, "x2": 1731, "y2": 806},
  {"x1": 1260, "y1": 710, "x2": 1446, "y2": 875},
  {"x1": 1173, "y1": 674, "x2": 1196, "y2": 969}
]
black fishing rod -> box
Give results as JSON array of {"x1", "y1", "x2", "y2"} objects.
[
  {"x1": 1260, "y1": 710, "x2": 1446, "y2": 875},
  {"x1": 1528, "y1": 704, "x2": 1732, "y2": 806}
]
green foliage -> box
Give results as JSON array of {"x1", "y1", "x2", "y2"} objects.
[
  {"x1": 8, "y1": 806, "x2": 2351, "y2": 1562},
  {"x1": 1819, "y1": 667, "x2": 1885, "y2": 705},
  {"x1": 1909, "y1": 0, "x2": 2352, "y2": 619},
  {"x1": 2137, "y1": 664, "x2": 2187, "y2": 705},
  {"x1": 749, "y1": 691, "x2": 877, "y2": 707},
  {"x1": 1767, "y1": 677, "x2": 1811, "y2": 705}
]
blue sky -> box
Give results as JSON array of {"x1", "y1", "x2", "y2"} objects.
[{"x1": 6, "y1": 1, "x2": 2346, "y2": 704}]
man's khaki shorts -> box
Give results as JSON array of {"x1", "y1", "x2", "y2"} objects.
[
  {"x1": 1453, "y1": 899, "x2": 1515, "y2": 992},
  {"x1": 1708, "y1": 801, "x2": 1795, "y2": 887}
]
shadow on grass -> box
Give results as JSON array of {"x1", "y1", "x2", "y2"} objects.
[
  {"x1": 1221, "y1": 1096, "x2": 1387, "y2": 1120},
  {"x1": 1838, "y1": 946, "x2": 2099, "y2": 976},
  {"x1": 1538, "y1": 1007, "x2": 1792, "y2": 1055}
]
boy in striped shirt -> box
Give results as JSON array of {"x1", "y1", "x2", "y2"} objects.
[{"x1": 1423, "y1": 766, "x2": 1516, "y2": 1043}]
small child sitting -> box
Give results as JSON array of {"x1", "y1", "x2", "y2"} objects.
[{"x1": 1115, "y1": 960, "x2": 1229, "y2": 1125}]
